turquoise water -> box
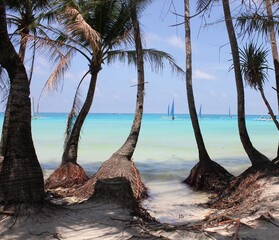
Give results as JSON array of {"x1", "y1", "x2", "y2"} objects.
[{"x1": 0, "y1": 112, "x2": 277, "y2": 222}]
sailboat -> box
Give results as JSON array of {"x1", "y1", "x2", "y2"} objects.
[
  {"x1": 31, "y1": 97, "x2": 39, "y2": 119},
  {"x1": 198, "y1": 104, "x2": 202, "y2": 118},
  {"x1": 167, "y1": 104, "x2": 170, "y2": 117},
  {"x1": 229, "y1": 106, "x2": 232, "y2": 118},
  {"x1": 171, "y1": 99, "x2": 174, "y2": 120}
]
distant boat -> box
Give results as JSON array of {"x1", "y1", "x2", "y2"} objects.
[
  {"x1": 229, "y1": 106, "x2": 232, "y2": 118},
  {"x1": 198, "y1": 104, "x2": 202, "y2": 118},
  {"x1": 31, "y1": 97, "x2": 39, "y2": 119},
  {"x1": 167, "y1": 104, "x2": 170, "y2": 116},
  {"x1": 171, "y1": 99, "x2": 175, "y2": 120}
]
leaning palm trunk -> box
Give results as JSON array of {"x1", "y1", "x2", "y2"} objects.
[
  {"x1": 45, "y1": 68, "x2": 100, "y2": 190},
  {"x1": 222, "y1": 0, "x2": 269, "y2": 165},
  {"x1": 0, "y1": 1, "x2": 44, "y2": 202},
  {"x1": 258, "y1": 87, "x2": 279, "y2": 130},
  {"x1": 183, "y1": 0, "x2": 233, "y2": 192},
  {"x1": 62, "y1": 69, "x2": 99, "y2": 165},
  {"x1": 73, "y1": 8, "x2": 147, "y2": 202}
]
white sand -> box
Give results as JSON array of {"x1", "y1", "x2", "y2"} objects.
[{"x1": 1, "y1": 176, "x2": 279, "y2": 239}]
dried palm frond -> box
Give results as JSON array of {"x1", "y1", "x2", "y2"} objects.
[{"x1": 61, "y1": 5, "x2": 100, "y2": 50}]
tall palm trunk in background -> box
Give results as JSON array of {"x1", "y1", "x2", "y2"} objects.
[
  {"x1": 266, "y1": 0, "x2": 279, "y2": 115},
  {"x1": 184, "y1": 0, "x2": 210, "y2": 163},
  {"x1": 183, "y1": 0, "x2": 233, "y2": 192},
  {"x1": 265, "y1": 0, "x2": 279, "y2": 159},
  {"x1": 0, "y1": 1, "x2": 44, "y2": 202},
  {"x1": 222, "y1": 0, "x2": 270, "y2": 165}
]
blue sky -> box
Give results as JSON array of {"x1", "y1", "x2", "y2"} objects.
[{"x1": 16, "y1": 0, "x2": 278, "y2": 115}]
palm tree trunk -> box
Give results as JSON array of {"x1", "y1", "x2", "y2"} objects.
[
  {"x1": 19, "y1": 31, "x2": 28, "y2": 62},
  {"x1": 183, "y1": 0, "x2": 233, "y2": 192},
  {"x1": 0, "y1": 94, "x2": 11, "y2": 157},
  {"x1": 258, "y1": 87, "x2": 279, "y2": 130},
  {"x1": 113, "y1": 10, "x2": 144, "y2": 160},
  {"x1": 266, "y1": 0, "x2": 279, "y2": 115},
  {"x1": 184, "y1": 0, "x2": 211, "y2": 162},
  {"x1": 0, "y1": 1, "x2": 44, "y2": 202},
  {"x1": 62, "y1": 68, "x2": 99, "y2": 164},
  {"x1": 0, "y1": 19, "x2": 29, "y2": 159},
  {"x1": 222, "y1": 0, "x2": 269, "y2": 165},
  {"x1": 78, "y1": 3, "x2": 148, "y2": 201}
]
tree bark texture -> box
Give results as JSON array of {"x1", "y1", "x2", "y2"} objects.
[
  {"x1": 62, "y1": 68, "x2": 99, "y2": 164},
  {"x1": 0, "y1": 1, "x2": 44, "y2": 202},
  {"x1": 222, "y1": 0, "x2": 270, "y2": 165},
  {"x1": 266, "y1": 0, "x2": 279, "y2": 115},
  {"x1": 184, "y1": 0, "x2": 211, "y2": 162},
  {"x1": 113, "y1": 9, "x2": 144, "y2": 160}
]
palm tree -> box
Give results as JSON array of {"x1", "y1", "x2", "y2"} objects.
[
  {"x1": 239, "y1": 42, "x2": 279, "y2": 130},
  {"x1": 46, "y1": 0, "x2": 185, "y2": 200},
  {"x1": 237, "y1": 0, "x2": 279, "y2": 115},
  {"x1": 221, "y1": 0, "x2": 270, "y2": 165},
  {"x1": 78, "y1": 0, "x2": 148, "y2": 200},
  {"x1": 183, "y1": 0, "x2": 233, "y2": 192},
  {"x1": 236, "y1": 0, "x2": 279, "y2": 160},
  {"x1": 0, "y1": 0, "x2": 52, "y2": 157},
  {"x1": 0, "y1": 0, "x2": 44, "y2": 202}
]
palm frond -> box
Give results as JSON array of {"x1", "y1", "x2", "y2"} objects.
[
  {"x1": 239, "y1": 42, "x2": 271, "y2": 90},
  {"x1": 106, "y1": 48, "x2": 185, "y2": 78},
  {"x1": 236, "y1": 12, "x2": 279, "y2": 38},
  {"x1": 59, "y1": 4, "x2": 100, "y2": 50},
  {"x1": 42, "y1": 50, "x2": 73, "y2": 94},
  {"x1": 196, "y1": 0, "x2": 213, "y2": 15}
]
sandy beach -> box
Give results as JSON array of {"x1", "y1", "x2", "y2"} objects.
[{"x1": 1, "y1": 174, "x2": 279, "y2": 240}]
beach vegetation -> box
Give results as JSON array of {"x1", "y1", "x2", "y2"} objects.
[
  {"x1": 221, "y1": 0, "x2": 270, "y2": 166},
  {"x1": 45, "y1": 0, "x2": 184, "y2": 200},
  {"x1": 239, "y1": 42, "x2": 279, "y2": 130},
  {"x1": 236, "y1": 0, "x2": 279, "y2": 115},
  {"x1": 236, "y1": 0, "x2": 279, "y2": 159}
]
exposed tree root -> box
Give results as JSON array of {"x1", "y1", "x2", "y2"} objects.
[
  {"x1": 72, "y1": 156, "x2": 147, "y2": 201},
  {"x1": 45, "y1": 162, "x2": 88, "y2": 191},
  {"x1": 207, "y1": 162, "x2": 279, "y2": 213},
  {"x1": 184, "y1": 160, "x2": 234, "y2": 193},
  {"x1": 0, "y1": 202, "x2": 63, "y2": 230}
]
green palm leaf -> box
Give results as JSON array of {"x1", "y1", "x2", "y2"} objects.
[
  {"x1": 106, "y1": 48, "x2": 185, "y2": 77},
  {"x1": 239, "y1": 42, "x2": 271, "y2": 90}
]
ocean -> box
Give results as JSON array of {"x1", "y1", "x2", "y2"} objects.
[{"x1": 0, "y1": 113, "x2": 277, "y2": 223}]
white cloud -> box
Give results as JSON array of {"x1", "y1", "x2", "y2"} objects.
[
  {"x1": 209, "y1": 90, "x2": 216, "y2": 96},
  {"x1": 193, "y1": 70, "x2": 216, "y2": 80},
  {"x1": 95, "y1": 87, "x2": 100, "y2": 97},
  {"x1": 166, "y1": 35, "x2": 185, "y2": 50},
  {"x1": 144, "y1": 32, "x2": 185, "y2": 51},
  {"x1": 130, "y1": 78, "x2": 137, "y2": 85},
  {"x1": 221, "y1": 93, "x2": 228, "y2": 98}
]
